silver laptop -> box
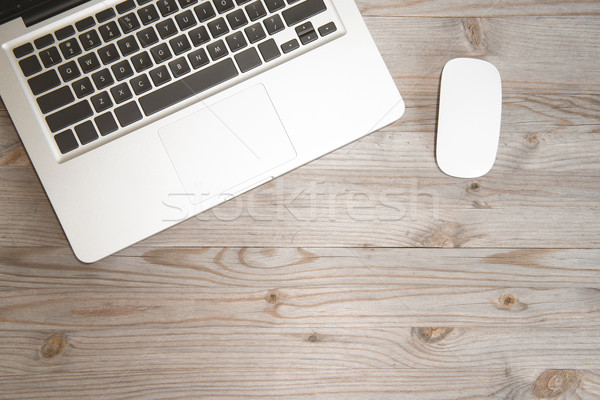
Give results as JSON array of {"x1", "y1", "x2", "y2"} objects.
[{"x1": 0, "y1": 0, "x2": 404, "y2": 262}]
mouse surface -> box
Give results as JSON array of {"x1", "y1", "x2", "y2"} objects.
[{"x1": 436, "y1": 58, "x2": 502, "y2": 178}]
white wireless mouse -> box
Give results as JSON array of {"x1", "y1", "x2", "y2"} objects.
[{"x1": 436, "y1": 58, "x2": 502, "y2": 178}]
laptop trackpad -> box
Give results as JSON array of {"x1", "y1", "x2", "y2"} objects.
[{"x1": 158, "y1": 84, "x2": 296, "y2": 205}]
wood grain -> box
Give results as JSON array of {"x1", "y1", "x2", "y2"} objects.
[
  {"x1": 1, "y1": 248, "x2": 600, "y2": 374},
  {"x1": 357, "y1": 0, "x2": 600, "y2": 17},
  {"x1": 1, "y1": 1, "x2": 600, "y2": 399},
  {"x1": 0, "y1": 369, "x2": 598, "y2": 400}
]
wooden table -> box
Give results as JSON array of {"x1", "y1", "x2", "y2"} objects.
[{"x1": 2, "y1": 1, "x2": 600, "y2": 398}]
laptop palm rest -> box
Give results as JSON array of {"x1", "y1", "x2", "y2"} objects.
[{"x1": 158, "y1": 84, "x2": 297, "y2": 205}]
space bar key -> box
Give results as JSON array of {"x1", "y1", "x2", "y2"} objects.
[{"x1": 139, "y1": 58, "x2": 239, "y2": 116}]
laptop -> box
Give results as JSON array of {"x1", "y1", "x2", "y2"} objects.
[{"x1": 0, "y1": 0, "x2": 404, "y2": 262}]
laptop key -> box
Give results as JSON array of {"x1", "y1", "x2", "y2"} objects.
[
  {"x1": 55, "y1": 26, "x2": 76, "y2": 40},
  {"x1": 131, "y1": 51, "x2": 153, "y2": 72},
  {"x1": 281, "y1": 38, "x2": 299, "y2": 53},
  {"x1": 99, "y1": 22, "x2": 122, "y2": 42},
  {"x1": 299, "y1": 30, "x2": 317, "y2": 45},
  {"x1": 92, "y1": 69, "x2": 115, "y2": 89},
  {"x1": 149, "y1": 65, "x2": 171, "y2": 86},
  {"x1": 264, "y1": 0, "x2": 285, "y2": 13},
  {"x1": 91, "y1": 91, "x2": 113, "y2": 112},
  {"x1": 295, "y1": 21, "x2": 313, "y2": 36},
  {"x1": 79, "y1": 30, "x2": 102, "y2": 51},
  {"x1": 112, "y1": 60, "x2": 134, "y2": 81},
  {"x1": 264, "y1": 14, "x2": 284, "y2": 35},
  {"x1": 157, "y1": 0, "x2": 179, "y2": 16},
  {"x1": 95, "y1": 112, "x2": 119, "y2": 136},
  {"x1": 118, "y1": 13, "x2": 141, "y2": 33},
  {"x1": 98, "y1": 44, "x2": 121, "y2": 64},
  {"x1": 13, "y1": 43, "x2": 34, "y2": 58},
  {"x1": 110, "y1": 82, "x2": 133, "y2": 103},
  {"x1": 188, "y1": 48, "x2": 209, "y2": 69},
  {"x1": 207, "y1": 39, "x2": 228, "y2": 60},
  {"x1": 156, "y1": 18, "x2": 178, "y2": 39},
  {"x1": 179, "y1": 0, "x2": 198, "y2": 7},
  {"x1": 117, "y1": 35, "x2": 140, "y2": 56},
  {"x1": 169, "y1": 34, "x2": 191, "y2": 55},
  {"x1": 74, "y1": 120, "x2": 99, "y2": 144},
  {"x1": 257, "y1": 38, "x2": 280, "y2": 61},
  {"x1": 318, "y1": 21, "x2": 336, "y2": 36},
  {"x1": 245, "y1": 1, "x2": 266, "y2": 21},
  {"x1": 40, "y1": 47, "x2": 62, "y2": 68},
  {"x1": 150, "y1": 43, "x2": 173, "y2": 63},
  {"x1": 114, "y1": 101, "x2": 143, "y2": 127},
  {"x1": 138, "y1": 4, "x2": 160, "y2": 25},
  {"x1": 226, "y1": 9, "x2": 248, "y2": 30},
  {"x1": 213, "y1": 0, "x2": 234, "y2": 13},
  {"x1": 72, "y1": 77, "x2": 95, "y2": 98},
  {"x1": 137, "y1": 27, "x2": 159, "y2": 47},
  {"x1": 96, "y1": 8, "x2": 116, "y2": 23},
  {"x1": 37, "y1": 86, "x2": 75, "y2": 114},
  {"x1": 34, "y1": 34, "x2": 55, "y2": 50},
  {"x1": 175, "y1": 10, "x2": 197, "y2": 30},
  {"x1": 59, "y1": 38, "x2": 82, "y2": 59},
  {"x1": 75, "y1": 17, "x2": 96, "y2": 32},
  {"x1": 116, "y1": 0, "x2": 136, "y2": 14},
  {"x1": 139, "y1": 57, "x2": 238, "y2": 116},
  {"x1": 168, "y1": 57, "x2": 190, "y2": 77},
  {"x1": 189, "y1": 26, "x2": 210, "y2": 46},
  {"x1": 225, "y1": 32, "x2": 247, "y2": 52},
  {"x1": 282, "y1": 0, "x2": 326, "y2": 26},
  {"x1": 46, "y1": 100, "x2": 93, "y2": 132},
  {"x1": 28, "y1": 70, "x2": 61, "y2": 95},
  {"x1": 208, "y1": 17, "x2": 229, "y2": 38},
  {"x1": 194, "y1": 2, "x2": 216, "y2": 22},
  {"x1": 234, "y1": 46, "x2": 261, "y2": 73},
  {"x1": 54, "y1": 129, "x2": 79, "y2": 154},
  {"x1": 130, "y1": 74, "x2": 152, "y2": 95},
  {"x1": 19, "y1": 55, "x2": 42, "y2": 77},
  {"x1": 245, "y1": 23, "x2": 266, "y2": 43},
  {"x1": 58, "y1": 61, "x2": 82, "y2": 82},
  {"x1": 78, "y1": 53, "x2": 101, "y2": 73}
]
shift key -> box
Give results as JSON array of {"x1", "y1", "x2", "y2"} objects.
[
  {"x1": 282, "y1": 0, "x2": 326, "y2": 26},
  {"x1": 46, "y1": 100, "x2": 93, "y2": 133}
]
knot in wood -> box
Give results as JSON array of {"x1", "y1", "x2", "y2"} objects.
[
  {"x1": 502, "y1": 293, "x2": 516, "y2": 307},
  {"x1": 495, "y1": 293, "x2": 528, "y2": 311},
  {"x1": 41, "y1": 334, "x2": 67, "y2": 359},
  {"x1": 533, "y1": 369, "x2": 579, "y2": 398},
  {"x1": 462, "y1": 18, "x2": 485, "y2": 51},
  {"x1": 266, "y1": 290, "x2": 280, "y2": 304},
  {"x1": 526, "y1": 133, "x2": 541, "y2": 149},
  {"x1": 308, "y1": 334, "x2": 318, "y2": 343},
  {"x1": 413, "y1": 327, "x2": 453, "y2": 344},
  {"x1": 470, "y1": 182, "x2": 481, "y2": 192}
]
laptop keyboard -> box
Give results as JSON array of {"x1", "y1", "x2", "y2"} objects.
[{"x1": 11, "y1": 0, "x2": 343, "y2": 160}]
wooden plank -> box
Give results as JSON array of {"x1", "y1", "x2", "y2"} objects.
[
  {"x1": 0, "y1": 368, "x2": 598, "y2": 400},
  {"x1": 368, "y1": 17, "x2": 600, "y2": 94},
  {"x1": 1, "y1": 324, "x2": 600, "y2": 373},
  {"x1": 357, "y1": 0, "x2": 600, "y2": 17},
  {"x1": 1, "y1": 247, "x2": 599, "y2": 328}
]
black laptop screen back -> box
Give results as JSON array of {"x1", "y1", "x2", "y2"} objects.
[{"x1": 0, "y1": 0, "x2": 92, "y2": 26}]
